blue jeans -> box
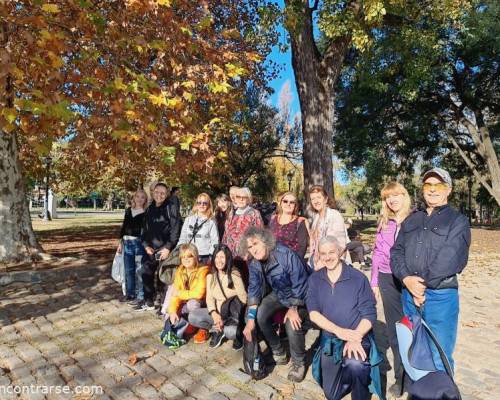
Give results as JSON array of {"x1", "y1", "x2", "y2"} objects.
[
  {"x1": 402, "y1": 288, "x2": 459, "y2": 371},
  {"x1": 123, "y1": 238, "x2": 145, "y2": 298}
]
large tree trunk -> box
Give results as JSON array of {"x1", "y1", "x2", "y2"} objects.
[
  {"x1": 0, "y1": 133, "x2": 43, "y2": 264},
  {"x1": 1, "y1": 21, "x2": 42, "y2": 265},
  {"x1": 286, "y1": 1, "x2": 350, "y2": 199}
]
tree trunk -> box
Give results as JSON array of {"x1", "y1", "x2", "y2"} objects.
[
  {"x1": 1, "y1": 20, "x2": 42, "y2": 265},
  {"x1": 0, "y1": 133, "x2": 43, "y2": 264},
  {"x1": 450, "y1": 112, "x2": 500, "y2": 205},
  {"x1": 286, "y1": 1, "x2": 350, "y2": 199}
]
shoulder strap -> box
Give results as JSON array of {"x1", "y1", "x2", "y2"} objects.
[
  {"x1": 215, "y1": 272, "x2": 228, "y2": 300},
  {"x1": 188, "y1": 217, "x2": 209, "y2": 244}
]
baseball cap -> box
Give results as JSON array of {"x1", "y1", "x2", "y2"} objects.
[{"x1": 422, "y1": 167, "x2": 452, "y2": 187}]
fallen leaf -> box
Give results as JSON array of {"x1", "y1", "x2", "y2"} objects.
[{"x1": 128, "y1": 353, "x2": 138, "y2": 365}]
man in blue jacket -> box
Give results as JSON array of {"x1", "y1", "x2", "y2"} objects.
[
  {"x1": 391, "y1": 168, "x2": 471, "y2": 371},
  {"x1": 241, "y1": 227, "x2": 310, "y2": 382}
]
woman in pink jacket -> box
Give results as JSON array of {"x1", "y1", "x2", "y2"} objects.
[{"x1": 371, "y1": 182, "x2": 411, "y2": 397}]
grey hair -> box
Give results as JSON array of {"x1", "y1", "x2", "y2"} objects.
[
  {"x1": 318, "y1": 236, "x2": 345, "y2": 254},
  {"x1": 239, "y1": 227, "x2": 276, "y2": 256},
  {"x1": 239, "y1": 187, "x2": 252, "y2": 203}
]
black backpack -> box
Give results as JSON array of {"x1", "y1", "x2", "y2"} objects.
[{"x1": 242, "y1": 329, "x2": 267, "y2": 380}]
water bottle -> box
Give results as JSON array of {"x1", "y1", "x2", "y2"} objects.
[{"x1": 253, "y1": 354, "x2": 260, "y2": 371}]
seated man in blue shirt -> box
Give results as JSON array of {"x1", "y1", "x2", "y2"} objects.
[
  {"x1": 391, "y1": 168, "x2": 471, "y2": 371},
  {"x1": 241, "y1": 227, "x2": 310, "y2": 382},
  {"x1": 307, "y1": 236, "x2": 382, "y2": 400}
]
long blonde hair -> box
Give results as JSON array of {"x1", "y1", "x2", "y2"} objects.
[
  {"x1": 379, "y1": 182, "x2": 411, "y2": 228},
  {"x1": 131, "y1": 189, "x2": 148, "y2": 209},
  {"x1": 191, "y1": 193, "x2": 214, "y2": 218}
]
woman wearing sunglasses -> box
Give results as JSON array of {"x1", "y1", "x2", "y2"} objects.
[
  {"x1": 269, "y1": 192, "x2": 309, "y2": 259},
  {"x1": 177, "y1": 193, "x2": 219, "y2": 264}
]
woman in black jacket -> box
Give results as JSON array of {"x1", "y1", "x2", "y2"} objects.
[{"x1": 118, "y1": 189, "x2": 148, "y2": 302}]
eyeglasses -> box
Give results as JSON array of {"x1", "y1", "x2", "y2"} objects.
[
  {"x1": 234, "y1": 195, "x2": 248, "y2": 200},
  {"x1": 423, "y1": 182, "x2": 448, "y2": 192},
  {"x1": 181, "y1": 254, "x2": 195, "y2": 259},
  {"x1": 281, "y1": 199, "x2": 296, "y2": 205},
  {"x1": 197, "y1": 201, "x2": 209, "y2": 206}
]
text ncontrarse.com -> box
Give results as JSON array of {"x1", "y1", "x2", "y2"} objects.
[{"x1": 0, "y1": 384, "x2": 104, "y2": 395}]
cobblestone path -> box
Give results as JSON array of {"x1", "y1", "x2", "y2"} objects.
[{"x1": 0, "y1": 235, "x2": 499, "y2": 400}]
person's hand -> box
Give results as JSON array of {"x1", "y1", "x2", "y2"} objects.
[
  {"x1": 403, "y1": 276, "x2": 426, "y2": 298},
  {"x1": 212, "y1": 312, "x2": 224, "y2": 331},
  {"x1": 159, "y1": 248, "x2": 170, "y2": 261},
  {"x1": 243, "y1": 319, "x2": 255, "y2": 342},
  {"x1": 335, "y1": 327, "x2": 362, "y2": 343},
  {"x1": 117, "y1": 242, "x2": 123, "y2": 254},
  {"x1": 413, "y1": 295, "x2": 426, "y2": 307},
  {"x1": 372, "y1": 286, "x2": 381, "y2": 304},
  {"x1": 170, "y1": 313, "x2": 180, "y2": 325},
  {"x1": 343, "y1": 340, "x2": 367, "y2": 361},
  {"x1": 145, "y1": 246, "x2": 155, "y2": 256},
  {"x1": 284, "y1": 307, "x2": 302, "y2": 330}
]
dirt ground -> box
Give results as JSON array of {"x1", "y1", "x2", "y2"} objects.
[{"x1": 6, "y1": 215, "x2": 498, "y2": 273}]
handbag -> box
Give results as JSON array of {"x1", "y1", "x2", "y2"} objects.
[
  {"x1": 216, "y1": 274, "x2": 244, "y2": 326},
  {"x1": 158, "y1": 217, "x2": 209, "y2": 284},
  {"x1": 396, "y1": 313, "x2": 461, "y2": 400},
  {"x1": 111, "y1": 249, "x2": 126, "y2": 295}
]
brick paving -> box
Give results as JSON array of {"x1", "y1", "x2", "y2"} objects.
[{"x1": 0, "y1": 241, "x2": 499, "y2": 400}]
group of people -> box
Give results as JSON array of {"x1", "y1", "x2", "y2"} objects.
[{"x1": 116, "y1": 167, "x2": 470, "y2": 399}]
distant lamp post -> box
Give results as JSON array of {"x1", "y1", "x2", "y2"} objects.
[
  {"x1": 42, "y1": 156, "x2": 53, "y2": 221},
  {"x1": 286, "y1": 170, "x2": 295, "y2": 192},
  {"x1": 467, "y1": 176, "x2": 473, "y2": 225}
]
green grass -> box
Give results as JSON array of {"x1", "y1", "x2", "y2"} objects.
[{"x1": 32, "y1": 215, "x2": 122, "y2": 233}]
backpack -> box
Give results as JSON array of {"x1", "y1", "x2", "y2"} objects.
[
  {"x1": 242, "y1": 329, "x2": 267, "y2": 380},
  {"x1": 396, "y1": 314, "x2": 461, "y2": 400}
]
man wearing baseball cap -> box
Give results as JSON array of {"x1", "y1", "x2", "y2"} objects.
[{"x1": 391, "y1": 167, "x2": 471, "y2": 372}]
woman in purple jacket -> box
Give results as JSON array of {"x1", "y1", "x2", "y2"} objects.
[{"x1": 370, "y1": 182, "x2": 411, "y2": 397}]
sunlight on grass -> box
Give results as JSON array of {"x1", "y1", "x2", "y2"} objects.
[{"x1": 32, "y1": 213, "x2": 122, "y2": 233}]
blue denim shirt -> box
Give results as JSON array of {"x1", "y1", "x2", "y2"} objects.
[
  {"x1": 247, "y1": 244, "x2": 309, "y2": 308},
  {"x1": 391, "y1": 205, "x2": 470, "y2": 289}
]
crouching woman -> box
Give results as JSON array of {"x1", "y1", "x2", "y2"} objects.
[
  {"x1": 160, "y1": 244, "x2": 210, "y2": 349},
  {"x1": 307, "y1": 236, "x2": 384, "y2": 400},
  {"x1": 188, "y1": 244, "x2": 247, "y2": 349}
]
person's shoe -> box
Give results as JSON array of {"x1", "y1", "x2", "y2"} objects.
[
  {"x1": 388, "y1": 381, "x2": 404, "y2": 398},
  {"x1": 132, "y1": 300, "x2": 145, "y2": 310},
  {"x1": 184, "y1": 324, "x2": 197, "y2": 337},
  {"x1": 193, "y1": 329, "x2": 209, "y2": 344},
  {"x1": 232, "y1": 335, "x2": 243, "y2": 351},
  {"x1": 162, "y1": 331, "x2": 185, "y2": 349},
  {"x1": 287, "y1": 363, "x2": 306, "y2": 382},
  {"x1": 128, "y1": 298, "x2": 141, "y2": 305},
  {"x1": 209, "y1": 331, "x2": 225, "y2": 349},
  {"x1": 135, "y1": 301, "x2": 155, "y2": 311},
  {"x1": 273, "y1": 351, "x2": 288, "y2": 365}
]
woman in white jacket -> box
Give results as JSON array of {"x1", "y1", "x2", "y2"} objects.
[
  {"x1": 308, "y1": 185, "x2": 351, "y2": 270},
  {"x1": 178, "y1": 193, "x2": 219, "y2": 264}
]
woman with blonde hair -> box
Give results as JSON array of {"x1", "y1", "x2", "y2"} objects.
[
  {"x1": 269, "y1": 191, "x2": 309, "y2": 259},
  {"x1": 118, "y1": 189, "x2": 148, "y2": 302},
  {"x1": 160, "y1": 243, "x2": 210, "y2": 348},
  {"x1": 308, "y1": 185, "x2": 350, "y2": 270},
  {"x1": 370, "y1": 181, "x2": 412, "y2": 397},
  {"x1": 177, "y1": 193, "x2": 219, "y2": 264}
]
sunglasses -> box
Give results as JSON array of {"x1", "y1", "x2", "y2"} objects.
[
  {"x1": 281, "y1": 199, "x2": 296, "y2": 205},
  {"x1": 197, "y1": 201, "x2": 209, "y2": 206},
  {"x1": 423, "y1": 182, "x2": 448, "y2": 192}
]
